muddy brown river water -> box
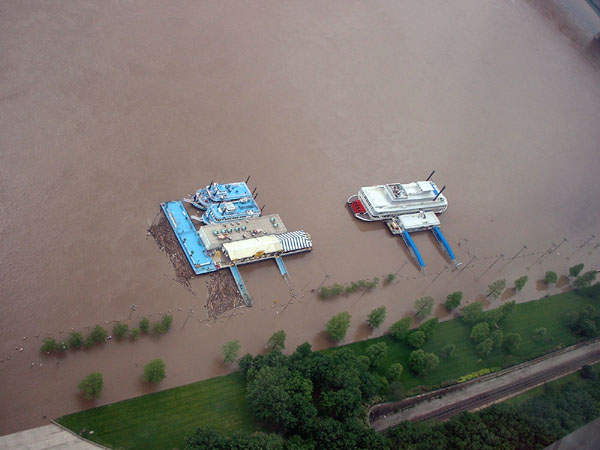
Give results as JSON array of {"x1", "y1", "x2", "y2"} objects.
[{"x1": 1, "y1": 0, "x2": 600, "y2": 435}]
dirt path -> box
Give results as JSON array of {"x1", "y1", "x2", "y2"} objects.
[{"x1": 370, "y1": 339, "x2": 600, "y2": 431}]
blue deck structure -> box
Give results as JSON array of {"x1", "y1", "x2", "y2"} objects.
[
  {"x1": 229, "y1": 265, "x2": 252, "y2": 306},
  {"x1": 161, "y1": 201, "x2": 217, "y2": 275},
  {"x1": 431, "y1": 226, "x2": 459, "y2": 267},
  {"x1": 275, "y1": 257, "x2": 288, "y2": 276},
  {"x1": 401, "y1": 230, "x2": 426, "y2": 272}
]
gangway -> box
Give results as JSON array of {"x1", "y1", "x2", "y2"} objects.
[
  {"x1": 431, "y1": 226, "x2": 460, "y2": 267},
  {"x1": 229, "y1": 265, "x2": 253, "y2": 306},
  {"x1": 401, "y1": 230, "x2": 426, "y2": 273},
  {"x1": 275, "y1": 256, "x2": 297, "y2": 297}
]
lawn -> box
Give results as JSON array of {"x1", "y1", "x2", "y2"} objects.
[
  {"x1": 57, "y1": 372, "x2": 256, "y2": 450},
  {"x1": 57, "y1": 291, "x2": 596, "y2": 449}
]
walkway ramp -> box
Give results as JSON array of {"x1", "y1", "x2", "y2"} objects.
[
  {"x1": 401, "y1": 230, "x2": 426, "y2": 273},
  {"x1": 229, "y1": 265, "x2": 252, "y2": 306},
  {"x1": 275, "y1": 257, "x2": 297, "y2": 297},
  {"x1": 431, "y1": 226, "x2": 459, "y2": 267}
]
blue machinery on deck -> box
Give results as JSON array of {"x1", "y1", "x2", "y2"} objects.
[{"x1": 400, "y1": 227, "x2": 459, "y2": 273}]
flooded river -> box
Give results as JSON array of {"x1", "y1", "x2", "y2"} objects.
[{"x1": 1, "y1": 0, "x2": 600, "y2": 435}]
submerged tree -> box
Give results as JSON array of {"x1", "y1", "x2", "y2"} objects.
[
  {"x1": 414, "y1": 296, "x2": 434, "y2": 319},
  {"x1": 267, "y1": 330, "x2": 286, "y2": 352},
  {"x1": 78, "y1": 373, "x2": 103, "y2": 399},
  {"x1": 367, "y1": 306, "x2": 387, "y2": 329},
  {"x1": 143, "y1": 359, "x2": 166, "y2": 383},
  {"x1": 325, "y1": 312, "x2": 352, "y2": 342},
  {"x1": 487, "y1": 279, "x2": 506, "y2": 299},
  {"x1": 223, "y1": 340, "x2": 241, "y2": 364},
  {"x1": 445, "y1": 291, "x2": 463, "y2": 311}
]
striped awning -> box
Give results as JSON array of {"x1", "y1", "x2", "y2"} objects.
[{"x1": 276, "y1": 231, "x2": 312, "y2": 253}]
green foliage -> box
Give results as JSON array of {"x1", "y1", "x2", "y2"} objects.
[
  {"x1": 58, "y1": 340, "x2": 69, "y2": 352},
  {"x1": 565, "y1": 304, "x2": 600, "y2": 338},
  {"x1": 491, "y1": 329, "x2": 504, "y2": 348},
  {"x1": 470, "y1": 322, "x2": 490, "y2": 343},
  {"x1": 387, "y1": 363, "x2": 404, "y2": 382},
  {"x1": 504, "y1": 332, "x2": 522, "y2": 353},
  {"x1": 544, "y1": 271, "x2": 558, "y2": 285},
  {"x1": 89, "y1": 325, "x2": 108, "y2": 344},
  {"x1": 367, "y1": 306, "x2": 387, "y2": 329},
  {"x1": 414, "y1": 296, "x2": 434, "y2": 319},
  {"x1": 565, "y1": 310, "x2": 580, "y2": 328},
  {"x1": 441, "y1": 344, "x2": 456, "y2": 358},
  {"x1": 41, "y1": 337, "x2": 59, "y2": 353},
  {"x1": 139, "y1": 318, "x2": 150, "y2": 333},
  {"x1": 67, "y1": 331, "x2": 84, "y2": 349},
  {"x1": 384, "y1": 273, "x2": 396, "y2": 285},
  {"x1": 83, "y1": 336, "x2": 94, "y2": 349},
  {"x1": 533, "y1": 327, "x2": 547, "y2": 342},
  {"x1": 569, "y1": 263, "x2": 584, "y2": 277},
  {"x1": 129, "y1": 328, "x2": 140, "y2": 340},
  {"x1": 223, "y1": 340, "x2": 241, "y2": 364},
  {"x1": 408, "y1": 350, "x2": 439, "y2": 375},
  {"x1": 487, "y1": 279, "x2": 506, "y2": 298},
  {"x1": 389, "y1": 317, "x2": 411, "y2": 340},
  {"x1": 458, "y1": 367, "x2": 499, "y2": 383},
  {"x1": 152, "y1": 321, "x2": 167, "y2": 335},
  {"x1": 579, "y1": 319, "x2": 597, "y2": 337},
  {"x1": 461, "y1": 302, "x2": 484, "y2": 324},
  {"x1": 78, "y1": 373, "x2": 103, "y2": 400},
  {"x1": 185, "y1": 427, "x2": 284, "y2": 449},
  {"x1": 580, "y1": 365, "x2": 596, "y2": 381},
  {"x1": 574, "y1": 271, "x2": 597, "y2": 290},
  {"x1": 161, "y1": 314, "x2": 173, "y2": 331},
  {"x1": 445, "y1": 291, "x2": 463, "y2": 311},
  {"x1": 112, "y1": 322, "x2": 129, "y2": 340},
  {"x1": 365, "y1": 342, "x2": 388, "y2": 368},
  {"x1": 514, "y1": 275, "x2": 528, "y2": 291},
  {"x1": 325, "y1": 312, "x2": 351, "y2": 342},
  {"x1": 476, "y1": 337, "x2": 494, "y2": 357},
  {"x1": 267, "y1": 330, "x2": 286, "y2": 352},
  {"x1": 418, "y1": 318, "x2": 439, "y2": 339},
  {"x1": 407, "y1": 330, "x2": 426, "y2": 349},
  {"x1": 144, "y1": 359, "x2": 166, "y2": 383}
]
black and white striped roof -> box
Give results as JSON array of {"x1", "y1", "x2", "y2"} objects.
[{"x1": 276, "y1": 231, "x2": 312, "y2": 253}]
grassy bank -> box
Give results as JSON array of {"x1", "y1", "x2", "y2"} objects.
[{"x1": 58, "y1": 291, "x2": 596, "y2": 449}]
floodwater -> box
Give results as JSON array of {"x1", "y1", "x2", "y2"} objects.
[{"x1": 1, "y1": 0, "x2": 600, "y2": 435}]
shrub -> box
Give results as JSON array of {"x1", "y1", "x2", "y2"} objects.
[
  {"x1": 320, "y1": 283, "x2": 345, "y2": 298},
  {"x1": 441, "y1": 344, "x2": 456, "y2": 358},
  {"x1": 389, "y1": 317, "x2": 412, "y2": 341},
  {"x1": 67, "y1": 331, "x2": 84, "y2": 349},
  {"x1": 565, "y1": 311, "x2": 580, "y2": 329},
  {"x1": 367, "y1": 306, "x2": 387, "y2": 329},
  {"x1": 83, "y1": 336, "x2": 95, "y2": 349},
  {"x1": 458, "y1": 368, "x2": 499, "y2": 383},
  {"x1": 40, "y1": 337, "x2": 59, "y2": 354},
  {"x1": 445, "y1": 291, "x2": 463, "y2": 311},
  {"x1": 574, "y1": 271, "x2": 597, "y2": 290},
  {"x1": 414, "y1": 296, "x2": 434, "y2": 319},
  {"x1": 470, "y1": 322, "x2": 490, "y2": 343},
  {"x1": 267, "y1": 330, "x2": 286, "y2": 352},
  {"x1": 476, "y1": 338, "x2": 494, "y2": 357},
  {"x1": 58, "y1": 340, "x2": 69, "y2": 352},
  {"x1": 152, "y1": 321, "x2": 167, "y2": 335},
  {"x1": 533, "y1": 327, "x2": 547, "y2": 342},
  {"x1": 222, "y1": 340, "x2": 241, "y2": 363},
  {"x1": 384, "y1": 273, "x2": 396, "y2": 285},
  {"x1": 161, "y1": 314, "x2": 173, "y2": 331},
  {"x1": 112, "y1": 322, "x2": 129, "y2": 340},
  {"x1": 78, "y1": 372, "x2": 103, "y2": 399},
  {"x1": 129, "y1": 328, "x2": 140, "y2": 340},
  {"x1": 89, "y1": 325, "x2": 108, "y2": 344},
  {"x1": 504, "y1": 332, "x2": 522, "y2": 353},
  {"x1": 139, "y1": 318, "x2": 150, "y2": 333},
  {"x1": 365, "y1": 342, "x2": 388, "y2": 368},
  {"x1": 580, "y1": 365, "x2": 597, "y2": 380},
  {"x1": 407, "y1": 330, "x2": 426, "y2": 349},
  {"x1": 387, "y1": 363, "x2": 404, "y2": 382},
  {"x1": 143, "y1": 359, "x2": 166, "y2": 383},
  {"x1": 569, "y1": 263, "x2": 584, "y2": 278},
  {"x1": 514, "y1": 276, "x2": 528, "y2": 291},
  {"x1": 487, "y1": 279, "x2": 506, "y2": 299},
  {"x1": 544, "y1": 271, "x2": 558, "y2": 285},
  {"x1": 325, "y1": 312, "x2": 351, "y2": 342}
]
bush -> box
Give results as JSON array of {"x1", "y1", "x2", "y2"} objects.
[
  {"x1": 325, "y1": 312, "x2": 351, "y2": 342},
  {"x1": 445, "y1": 291, "x2": 463, "y2": 311},
  {"x1": 407, "y1": 330, "x2": 426, "y2": 348},
  {"x1": 365, "y1": 342, "x2": 388, "y2": 368},
  {"x1": 565, "y1": 310, "x2": 580, "y2": 329},
  {"x1": 441, "y1": 344, "x2": 456, "y2": 358},
  {"x1": 223, "y1": 340, "x2": 241, "y2": 364},
  {"x1": 67, "y1": 331, "x2": 84, "y2": 349},
  {"x1": 40, "y1": 337, "x2": 59, "y2": 353},
  {"x1": 89, "y1": 325, "x2": 108, "y2": 344},
  {"x1": 574, "y1": 271, "x2": 597, "y2": 290},
  {"x1": 161, "y1": 314, "x2": 173, "y2": 331},
  {"x1": 83, "y1": 336, "x2": 95, "y2": 349},
  {"x1": 384, "y1": 273, "x2": 396, "y2": 285},
  {"x1": 514, "y1": 276, "x2": 528, "y2": 292},
  {"x1": 504, "y1": 332, "x2": 522, "y2": 353},
  {"x1": 58, "y1": 340, "x2": 69, "y2": 352},
  {"x1": 367, "y1": 306, "x2": 387, "y2": 329},
  {"x1": 267, "y1": 330, "x2": 286, "y2": 352},
  {"x1": 533, "y1": 327, "x2": 547, "y2": 342},
  {"x1": 389, "y1": 317, "x2": 412, "y2": 341},
  {"x1": 152, "y1": 321, "x2": 167, "y2": 335},
  {"x1": 112, "y1": 322, "x2": 129, "y2": 340},
  {"x1": 139, "y1": 318, "x2": 150, "y2": 333},
  {"x1": 580, "y1": 365, "x2": 597, "y2": 380},
  {"x1": 414, "y1": 296, "x2": 434, "y2": 319},
  {"x1": 470, "y1": 322, "x2": 490, "y2": 343},
  {"x1": 544, "y1": 271, "x2": 558, "y2": 285},
  {"x1": 319, "y1": 283, "x2": 345, "y2": 299},
  {"x1": 78, "y1": 373, "x2": 103, "y2": 399},
  {"x1": 476, "y1": 338, "x2": 494, "y2": 357},
  {"x1": 143, "y1": 359, "x2": 166, "y2": 383},
  {"x1": 569, "y1": 263, "x2": 584, "y2": 278},
  {"x1": 129, "y1": 328, "x2": 140, "y2": 340},
  {"x1": 387, "y1": 363, "x2": 404, "y2": 382}
]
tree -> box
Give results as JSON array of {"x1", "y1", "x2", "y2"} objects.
[
  {"x1": 470, "y1": 322, "x2": 490, "y2": 343},
  {"x1": 419, "y1": 318, "x2": 439, "y2": 339},
  {"x1": 139, "y1": 317, "x2": 150, "y2": 333},
  {"x1": 414, "y1": 296, "x2": 434, "y2": 319},
  {"x1": 441, "y1": 344, "x2": 456, "y2": 358},
  {"x1": 367, "y1": 306, "x2": 387, "y2": 329},
  {"x1": 161, "y1": 314, "x2": 173, "y2": 331},
  {"x1": 544, "y1": 271, "x2": 558, "y2": 285},
  {"x1": 565, "y1": 310, "x2": 580, "y2": 329},
  {"x1": 569, "y1": 263, "x2": 584, "y2": 278},
  {"x1": 365, "y1": 342, "x2": 387, "y2": 368},
  {"x1": 504, "y1": 332, "x2": 522, "y2": 353},
  {"x1": 407, "y1": 330, "x2": 426, "y2": 348},
  {"x1": 112, "y1": 322, "x2": 129, "y2": 340},
  {"x1": 223, "y1": 339, "x2": 241, "y2": 363},
  {"x1": 143, "y1": 359, "x2": 166, "y2": 383},
  {"x1": 387, "y1": 363, "x2": 404, "y2": 381},
  {"x1": 40, "y1": 337, "x2": 59, "y2": 353},
  {"x1": 325, "y1": 312, "x2": 351, "y2": 342},
  {"x1": 445, "y1": 291, "x2": 463, "y2": 311},
  {"x1": 384, "y1": 273, "x2": 396, "y2": 285},
  {"x1": 461, "y1": 302, "x2": 484, "y2": 324},
  {"x1": 491, "y1": 329, "x2": 504, "y2": 348},
  {"x1": 487, "y1": 279, "x2": 506, "y2": 298},
  {"x1": 89, "y1": 325, "x2": 107, "y2": 344},
  {"x1": 389, "y1": 317, "x2": 412, "y2": 340},
  {"x1": 409, "y1": 350, "x2": 439, "y2": 375},
  {"x1": 152, "y1": 321, "x2": 167, "y2": 335},
  {"x1": 476, "y1": 338, "x2": 494, "y2": 357},
  {"x1": 580, "y1": 365, "x2": 597, "y2": 380},
  {"x1": 267, "y1": 330, "x2": 286, "y2": 352},
  {"x1": 574, "y1": 271, "x2": 597, "y2": 290},
  {"x1": 67, "y1": 331, "x2": 84, "y2": 349},
  {"x1": 129, "y1": 328, "x2": 140, "y2": 340},
  {"x1": 514, "y1": 276, "x2": 528, "y2": 291},
  {"x1": 579, "y1": 319, "x2": 597, "y2": 337},
  {"x1": 78, "y1": 372, "x2": 103, "y2": 399}
]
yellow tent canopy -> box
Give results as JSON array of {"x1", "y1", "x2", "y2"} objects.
[{"x1": 223, "y1": 235, "x2": 283, "y2": 261}]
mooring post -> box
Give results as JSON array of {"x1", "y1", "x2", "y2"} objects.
[
  {"x1": 567, "y1": 234, "x2": 595, "y2": 260},
  {"x1": 128, "y1": 304, "x2": 137, "y2": 320}
]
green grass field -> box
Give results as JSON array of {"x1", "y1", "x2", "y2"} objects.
[
  {"x1": 57, "y1": 372, "x2": 256, "y2": 450},
  {"x1": 57, "y1": 291, "x2": 596, "y2": 449}
]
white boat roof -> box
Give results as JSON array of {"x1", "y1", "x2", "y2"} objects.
[
  {"x1": 398, "y1": 211, "x2": 440, "y2": 231},
  {"x1": 360, "y1": 181, "x2": 446, "y2": 214}
]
